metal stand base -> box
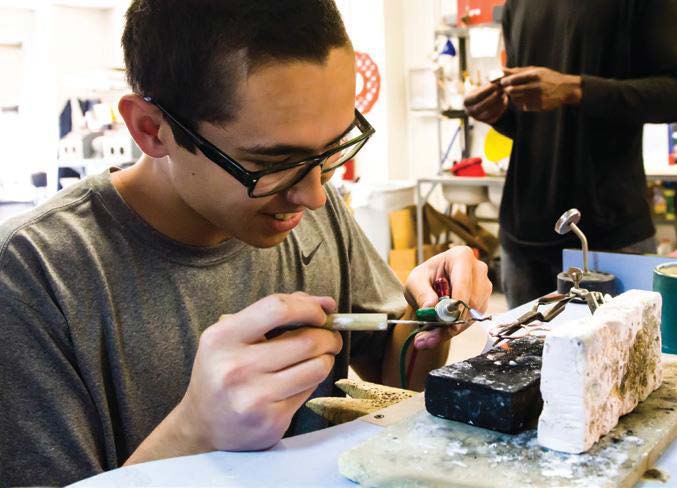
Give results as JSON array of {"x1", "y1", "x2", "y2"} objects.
[{"x1": 556, "y1": 271, "x2": 618, "y2": 297}]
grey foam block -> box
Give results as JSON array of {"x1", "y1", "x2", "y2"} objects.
[{"x1": 425, "y1": 336, "x2": 544, "y2": 434}]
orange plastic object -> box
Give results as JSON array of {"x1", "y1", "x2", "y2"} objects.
[{"x1": 457, "y1": 0, "x2": 505, "y2": 25}]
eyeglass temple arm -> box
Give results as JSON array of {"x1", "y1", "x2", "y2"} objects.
[{"x1": 142, "y1": 96, "x2": 254, "y2": 184}]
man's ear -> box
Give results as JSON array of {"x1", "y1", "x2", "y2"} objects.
[{"x1": 118, "y1": 94, "x2": 169, "y2": 158}]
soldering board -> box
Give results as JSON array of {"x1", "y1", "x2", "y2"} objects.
[{"x1": 339, "y1": 355, "x2": 677, "y2": 487}]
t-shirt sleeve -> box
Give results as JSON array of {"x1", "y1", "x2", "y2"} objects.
[
  {"x1": 322, "y1": 185, "x2": 408, "y2": 361},
  {"x1": 0, "y1": 292, "x2": 105, "y2": 486},
  {"x1": 580, "y1": 0, "x2": 677, "y2": 123}
]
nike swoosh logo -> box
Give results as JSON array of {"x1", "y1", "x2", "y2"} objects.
[{"x1": 301, "y1": 241, "x2": 323, "y2": 266}]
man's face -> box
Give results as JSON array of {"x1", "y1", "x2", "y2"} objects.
[{"x1": 162, "y1": 46, "x2": 356, "y2": 248}]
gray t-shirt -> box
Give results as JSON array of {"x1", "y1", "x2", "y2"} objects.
[{"x1": 0, "y1": 169, "x2": 406, "y2": 486}]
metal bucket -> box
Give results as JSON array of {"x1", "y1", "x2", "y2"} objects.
[{"x1": 653, "y1": 262, "x2": 677, "y2": 354}]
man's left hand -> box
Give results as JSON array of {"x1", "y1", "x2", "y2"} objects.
[
  {"x1": 404, "y1": 246, "x2": 492, "y2": 350},
  {"x1": 500, "y1": 66, "x2": 582, "y2": 112}
]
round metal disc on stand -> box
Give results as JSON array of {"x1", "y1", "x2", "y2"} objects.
[{"x1": 554, "y1": 209, "x2": 619, "y2": 296}]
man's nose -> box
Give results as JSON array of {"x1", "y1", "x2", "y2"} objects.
[{"x1": 284, "y1": 165, "x2": 327, "y2": 210}]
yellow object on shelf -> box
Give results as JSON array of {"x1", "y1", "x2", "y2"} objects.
[
  {"x1": 666, "y1": 189, "x2": 676, "y2": 221},
  {"x1": 484, "y1": 127, "x2": 513, "y2": 163}
]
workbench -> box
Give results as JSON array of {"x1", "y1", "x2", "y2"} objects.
[
  {"x1": 646, "y1": 166, "x2": 677, "y2": 183},
  {"x1": 415, "y1": 175, "x2": 505, "y2": 263},
  {"x1": 415, "y1": 167, "x2": 677, "y2": 264},
  {"x1": 70, "y1": 300, "x2": 677, "y2": 486}
]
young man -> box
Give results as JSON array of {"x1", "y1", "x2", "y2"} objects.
[
  {"x1": 0, "y1": 1, "x2": 491, "y2": 485},
  {"x1": 464, "y1": 0, "x2": 677, "y2": 308}
]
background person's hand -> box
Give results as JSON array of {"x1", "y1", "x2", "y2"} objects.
[
  {"x1": 175, "y1": 292, "x2": 343, "y2": 452},
  {"x1": 404, "y1": 246, "x2": 492, "y2": 350},
  {"x1": 500, "y1": 66, "x2": 582, "y2": 111},
  {"x1": 463, "y1": 82, "x2": 509, "y2": 124}
]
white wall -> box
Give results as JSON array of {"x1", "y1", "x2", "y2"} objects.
[
  {"x1": 0, "y1": 2, "x2": 125, "y2": 195},
  {"x1": 335, "y1": 0, "x2": 466, "y2": 185},
  {"x1": 0, "y1": 7, "x2": 36, "y2": 186},
  {"x1": 336, "y1": 0, "x2": 410, "y2": 185},
  {"x1": 402, "y1": 0, "x2": 442, "y2": 182},
  {"x1": 335, "y1": 0, "x2": 457, "y2": 184}
]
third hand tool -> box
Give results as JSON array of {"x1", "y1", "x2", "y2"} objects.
[
  {"x1": 489, "y1": 267, "x2": 611, "y2": 347},
  {"x1": 554, "y1": 208, "x2": 617, "y2": 296}
]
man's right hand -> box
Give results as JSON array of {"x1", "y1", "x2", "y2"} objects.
[
  {"x1": 125, "y1": 292, "x2": 342, "y2": 464},
  {"x1": 463, "y1": 82, "x2": 509, "y2": 124}
]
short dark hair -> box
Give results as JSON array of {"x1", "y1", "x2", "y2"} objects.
[{"x1": 122, "y1": 0, "x2": 351, "y2": 152}]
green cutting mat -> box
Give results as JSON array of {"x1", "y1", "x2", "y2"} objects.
[{"x1": 339, "y1": 355, "x2": 677, "y2": 488}]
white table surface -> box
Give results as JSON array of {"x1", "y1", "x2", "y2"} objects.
[
  {"x1": 70, "y1": 302, "x2": 677, "y2": 487},
  {"x1": 417, "y1": 175, "x2": 506, "y2": 188}
]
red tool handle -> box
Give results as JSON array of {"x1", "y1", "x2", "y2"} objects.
[{"x1": 433, "y1": 277, "x2": 450, "y2": 298}]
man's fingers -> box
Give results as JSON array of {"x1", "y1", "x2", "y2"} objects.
[
  {"x1": 511, "y1": 96, "x2": 542, "y2": 112},
  {"x1": 414, "y1": 273, "x2": 488, "y2": 350},
  {"x1": 414, "y1": 328, "x2": 442, "y2": 349},
  {"x1": 312, "y1": 296, "x2": 337, "y2": 314},
  {"x1": 467, "y1": 89, "x2": 503, "y2": 114},
  {"x1": 291, "y1": 292, "x2": 337, "y2": 314},
  {"x1": 406, "y1": 286, "x2": 439, "y2": 310},
  {"x1": 476, "y1": 98, "x2": 509, "y2": 124},
  {"x1": 406, "y1": 246, "x2": 478, "y2": 313},
  {"x1": 446, "y1": 248, "x2": 474, "y2": 306},
  {"x1": 404, "y1": 265, "x2": 440, "y2": 309},
  {"x1": 472, "y1": 261, "x2": 492, "y2": 313},
  {"x1": 405, "y1": 246, "x2": 492, "y2": 349},
  {"x1": 501, "y1": 70, "x2": 540, "y2": 87},
  {"x1": 251, "y1": 328, "x2": 343, "y2": 372},
  {"x1": 223, "y1": 294, "x2": 335, "y2": 343},
  {"x1": 507, "y1": 89, "x2": 543, "y2": 110},
  {"x1": 265, "y1": 354, "x2": 336, "y2": 400},
  {"x1": 504, "y1": 82, "x2": 542, "y2": 97},
  {"x1": 414, "y1": 322, "x2": 470, "y2": 350},
  {"x1": 502, "y1": 66, "x2": 531, "y2": 75},
  {"x1": 273, "y1": 386, "x2": 318, "y2": 419},
  {"x1": 464, "y1": 83, "x2": 501, "y2": 107}
]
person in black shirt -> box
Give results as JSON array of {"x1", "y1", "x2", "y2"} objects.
[{"x1": 464, "y1": 0, "x2": 677, "y2": 307}]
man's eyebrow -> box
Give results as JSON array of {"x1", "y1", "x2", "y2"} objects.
[{"x1": 235, "y1": 119, "x2": 356, "y2": 157}]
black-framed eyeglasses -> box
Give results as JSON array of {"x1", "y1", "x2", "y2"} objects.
[{"x1": 143, "y1": 96, "x2": 375, "y2": 198}]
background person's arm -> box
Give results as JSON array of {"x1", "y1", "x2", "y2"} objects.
[
  {"x1": 579, "y1": 0, "x2": 677, "y2": 124},
  {"x1": 500, "y1": 0, "x2": 677, "y2": 122}
]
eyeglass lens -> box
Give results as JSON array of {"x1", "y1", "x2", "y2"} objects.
[{"x1": 251, "y1": 124, "x2": 369, "y2": 197}]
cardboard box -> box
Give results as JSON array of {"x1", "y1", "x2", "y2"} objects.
[
  {"x1": 388, "y1": 244, "x2": 447, "y2": 284},
  {"x1": 389, "y1": 207, "x2": 417, "y2": 250}
]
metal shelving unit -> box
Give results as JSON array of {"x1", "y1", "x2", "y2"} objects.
[{"x1": 434, "y1": 27, "x2": 471, "y2": 164}]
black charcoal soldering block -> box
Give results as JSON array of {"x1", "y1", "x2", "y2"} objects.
[{"x1": 425, "y1": 336, "x2": 544, "y2": 434}]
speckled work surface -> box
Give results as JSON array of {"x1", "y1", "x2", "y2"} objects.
[{"x1": 339, "y1": 355, "x2": 677, "y2": 488}]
